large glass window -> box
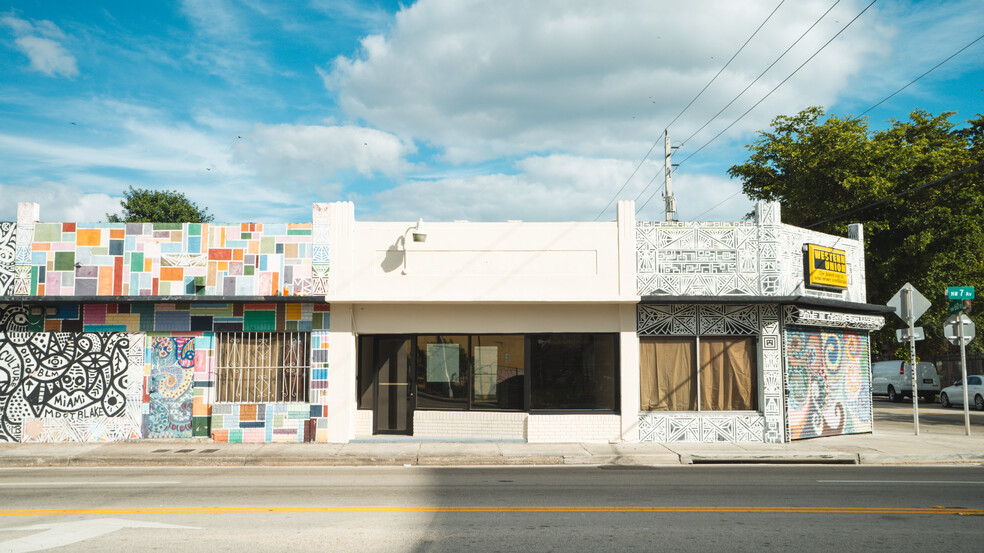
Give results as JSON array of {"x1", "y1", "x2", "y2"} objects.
[
  {"x1": 530, "y1": 334, "x2": 617, "y2": 410},
  {"x1": 640, "y1": 336, "x2": 757, "y2": 412},
  {"x1": 415, "y1": 335, "x2": 469, "y2": 410},
  {"x1": 358, "y1": 333, "x2": 617, "y2": 413},
  {"x1": 471, "y1": 335, "x2": 525, "y2": 410}
]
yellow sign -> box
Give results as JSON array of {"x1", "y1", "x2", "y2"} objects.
[{"x1": 805, "y1": 244, "x2": 848, "y2": 289}]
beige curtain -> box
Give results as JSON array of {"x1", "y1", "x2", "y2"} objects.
[
  {"x1": 640, "y1": 337, "x2": 696, "y2": 411},
  {"x1": 699, "y1": 337, "x2": 756, "y2": 411}
]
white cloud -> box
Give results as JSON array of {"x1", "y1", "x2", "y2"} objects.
[
  {"x1": 2, "y1": 15, "x2": 78, "y2": 78},
  {"x1": 234, "y1": 123, "x2": 413, "y2": 182},
  {"x1": 367, "y1": 154, "x2": 653, "y2": 222},
  {"x1": 366, "y1": 153, "x2": 759, "y2": 224},
  {"x1": 0, "y1": 181, "x2": 118, "y2": 222},
  {"x1": 327, "y1": 0, "x2": 889, "y2": 164}
]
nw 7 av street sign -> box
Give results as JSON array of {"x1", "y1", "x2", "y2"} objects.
[{"x1": 947, "y1": 286, "x2": 975, "y2": 300}]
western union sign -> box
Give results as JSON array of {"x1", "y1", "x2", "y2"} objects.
[{"x1": 805, "y1": 244, "x2": 848, "y2": 290}]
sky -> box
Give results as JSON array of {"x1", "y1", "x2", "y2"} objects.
[{"x1": 1, "y1": 0, "x2": 982, "y2": 224}]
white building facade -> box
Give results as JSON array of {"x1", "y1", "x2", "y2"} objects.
[{"x1": 0, "y1": 199, "x2": 886, "y2": 445}]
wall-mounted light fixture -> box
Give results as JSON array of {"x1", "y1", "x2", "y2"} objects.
[
  {"x1": 402, "y1": 218, "x2": 427, "y2": 275},
  {"x1": 411, "y1": 218, "x2": 427, "y2": 243}
]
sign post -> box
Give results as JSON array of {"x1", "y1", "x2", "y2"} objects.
[
  {"x1": 887, "y1": 283, "x2": 931, "y2": 435},
  {"x1": 945, "y1": 285, "x2": 975, "y2": 436}
]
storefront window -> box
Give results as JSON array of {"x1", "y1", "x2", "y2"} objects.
[
  {"x1": 529, "y1": 334, "x2": 618, "y2": 410},
  {"x1": 640, "y1": 336, "x2": 757, "y2": 411},
  {"x1": 359, "y1": 333, "x2": 618, "y2": 413},
  {"x1": 415, "y1": 335, "x2": 469, "y2": 410},
  {"x1": 471, "y1": 335, "x2": 525, "y2": 410},
  {"x1": 639, "y1": 337, "x2": 696, "y2": 411}
]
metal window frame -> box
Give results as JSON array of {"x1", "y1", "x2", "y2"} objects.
[{"x1": 215, "y1": 331, "x2": 311, "y2": 403}]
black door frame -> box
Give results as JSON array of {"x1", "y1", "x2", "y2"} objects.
[{"x1": 371, "y1": 335, "x2": 414, "y2": 435}]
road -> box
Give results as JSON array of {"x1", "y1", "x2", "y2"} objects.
[
  {"x1": 1, "y1": 465, "x2": 982, "y2": 553},
  {"x1": 872, "y1": 395, "x2": 984, "y2": 433}
]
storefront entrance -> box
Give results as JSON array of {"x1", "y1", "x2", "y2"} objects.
[{"x1": 370, "y1": 336, "x2": 413, "y2": 435}]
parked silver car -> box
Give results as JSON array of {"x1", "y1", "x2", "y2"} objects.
[{"x1": 939, "y1": 375, "x2": 984, "y2": 411}]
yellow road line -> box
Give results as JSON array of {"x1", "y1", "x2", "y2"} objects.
[{"x1": 0, "y1": 506, "x2": 981, "y2": 516}]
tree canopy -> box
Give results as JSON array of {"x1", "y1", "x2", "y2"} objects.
[
  {"x1": 106, "y1": 186, "x2": 214, "y2": 224},
  {"x1": 729, "y1": 107, "x2": 984, "y2": 358}
]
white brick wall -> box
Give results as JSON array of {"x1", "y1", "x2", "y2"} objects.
[
  {"x1": 412, "y1": 411, "x2": 527, "y2": 440},
  {"x1": 527, "y1": 414, "x2": 622, "y2": 443},
  {"x1": 355, "y1": 410, "x2": 623, "y2": 442},
  {"x1": 354, "y1": 409, "x2": 373, "y2": 437}
]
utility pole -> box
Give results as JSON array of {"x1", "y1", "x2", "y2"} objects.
[{"x1": 664, "y1": 130, "x2": 675, "y2": 222}]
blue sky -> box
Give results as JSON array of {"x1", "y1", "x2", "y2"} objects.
[{"x1": 1, "y1": 0, "x2": 982, "y2": 224}]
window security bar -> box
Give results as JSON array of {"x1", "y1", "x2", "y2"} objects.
[{"x1": 215, "y1": 332, "x2": 310, "y2": 403}]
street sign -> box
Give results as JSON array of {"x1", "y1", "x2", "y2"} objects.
[
  {"x1": 950, "y1": 299, "x2": 973, "y2": 314},
  {"x1": 947, "y1": 286, "x2": 975, "y2": 300},
  {"x1": 896, "y1": 327, "x2": 925, "y2": 342},
  {"x1": 944, "y1": 314, "x2": 975, "y2": 346},
  {"x1": 887, "y1": 283, "x2": 931, "y2": 323}
]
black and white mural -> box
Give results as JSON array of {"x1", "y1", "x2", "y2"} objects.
[
  {"x1": 0, "y1": 222, "x2": 15, "y2": 296},
  {"x1": 0, "y1": 329, "x2": 143, "y2": 442}
]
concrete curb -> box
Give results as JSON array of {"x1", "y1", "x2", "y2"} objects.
[
  {"x1": 858, "y1": 453, "x2": 984, "y2": 465},
  {"x1": 680, "y1": 453, "x2": 860, "y2": 465}
]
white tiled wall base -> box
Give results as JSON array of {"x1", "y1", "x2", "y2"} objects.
[
  {"x1": 527, "y1": 414, "x2": 622, "y2": 443},
  {"x1": 412, "y1": 411, "x2": 527, "y2": 440},
  {"x1": 354, "y1": 410, "x2": 373, "y2": 437},
  {"x1": 354, "y1": 410, "x2": 622, "y2": 442},
  {"x1": 638, "y1": 413, "x2": 766, "y2": 443}
]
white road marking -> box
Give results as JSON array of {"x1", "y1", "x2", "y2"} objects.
[
  {"x1": 0, "y1": 482, "x2": 178, "y2": 487},
  {"x1": 817, "y1": 480, "x2": 984, "y2": 485},
  {"x1": 0, "y1": 518, "x2": 197, "y2": 553}
]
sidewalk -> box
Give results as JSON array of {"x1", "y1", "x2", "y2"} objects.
[{"x1": 2, "y1": 427, "x2": 984, "y2": 467}]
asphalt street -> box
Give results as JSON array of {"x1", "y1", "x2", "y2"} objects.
[
  {"x1": 872, "y1": 395, "x2": 984, "y2": 434},
  {"x1": 1, "y1": 465, "x2": 982, "y2": 553}
]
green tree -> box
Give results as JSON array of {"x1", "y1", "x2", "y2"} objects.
[
  {"x1": 729, "y1": 107, "x2": 984, "y2": 358},
  {"x1": 106, "y1": 186, "x2": 214, "y2": 223}
]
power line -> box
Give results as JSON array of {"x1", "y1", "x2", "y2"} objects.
[
  {"x1": 674, "y1": 0, "x2": 878, "y2": 170},
  {"x1": 593, "y1": 140, "x2": 660, "y2": 221},
  {"x1": 689, "y1": 26, "x2": 983, "y2": 223},
  {"x1": 805, "y1": 161, "x2": 984, "y2": 228},
  {"x1": 679, "y1": 0, "x2": 842, "y2": 148},
  {"x1": 636, "y1": 180, "x2": 666, "y2": 214},
  {"x1": 688, "y1": 189, "x2": 743, "y2": 221},
  {"x1": 666, "y1": 0, "x2": 786, "y2": 131},
  {"x1": 634, "y1": 166, "x2": 665, "y2": 202},
  {"x1": 678, "y1": 5, "x2": 982, "y2": 222},
  {"x1": 594, "y1": 1, "x2": 785, "y2": 221},
  {"x1": 860, "y1": 31, "x2": 984, "y2": 117}
]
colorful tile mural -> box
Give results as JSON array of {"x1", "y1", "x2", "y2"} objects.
[
  {"x1": 148, "y1": 336, "x2": 196, "y2": 438},
  {"x1": 11, "y1": 221, "x2": 312, "y2": 297},
  {"x1": 1, "y1": 301, "x2": 328, "y2": 443},
  {"x1": 210, "y1": 402, "x2": 316, "y2": 443}
]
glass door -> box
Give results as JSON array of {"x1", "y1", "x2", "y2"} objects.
[{"x1": 373, "y1": 336, "x2": 413, "y2": 435}]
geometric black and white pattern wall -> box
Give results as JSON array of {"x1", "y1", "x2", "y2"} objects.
[
  {"x1": 0, "y1": 222, "x2": 15, "y2": 296},
  {"x1": 636, "y1": 200, "x2": 867, "y2": 302},
  {"x1": 636, "y1": 221, "x2": 760, "y2": 297}
]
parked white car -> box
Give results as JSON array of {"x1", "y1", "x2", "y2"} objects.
[
  {"x1": 871, "y1": 360, "x2": 940, "y2": 403},
  {"x1": 939, "y1": 375, "x2": 984, "y2": 411}
]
